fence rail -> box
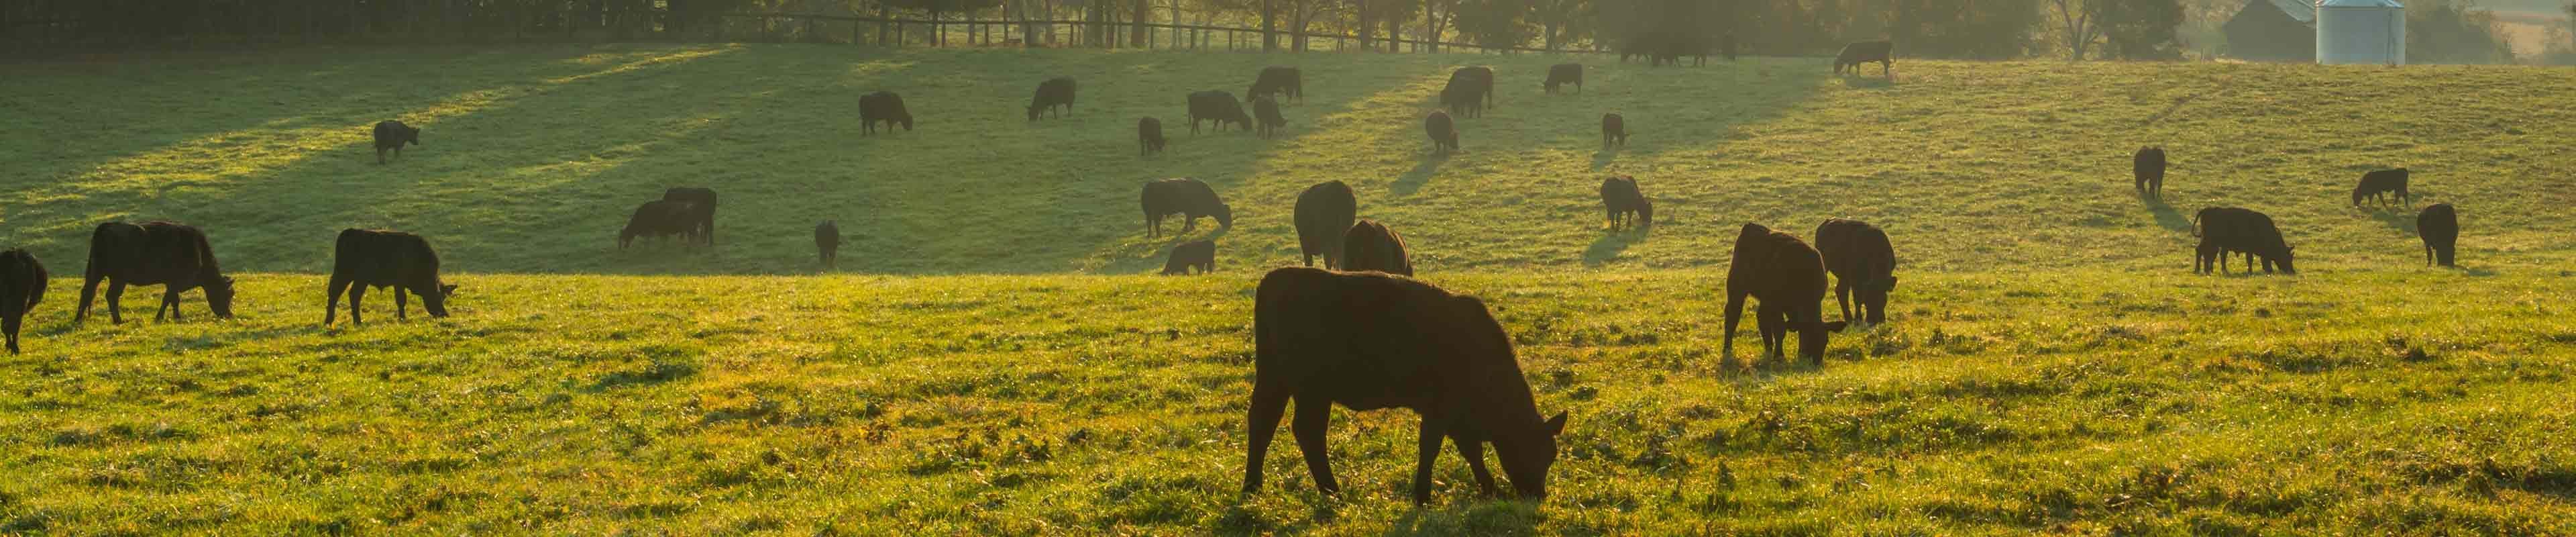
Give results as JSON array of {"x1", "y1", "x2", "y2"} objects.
[{"x1": 712, "y1": 13, "x2": 1607, "y2": 55}]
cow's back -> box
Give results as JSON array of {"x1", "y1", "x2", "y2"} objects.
[
  {"x1": 1254, "y1": 268, "x2": 1456, "y2": 403},
  {"x1": 1815, "y1": 219, "x2": 1894, "y2": 279}
]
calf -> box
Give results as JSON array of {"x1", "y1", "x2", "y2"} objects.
[
  {"x1": 2193, "y1": 207, "x2": 2296, "y2": 275},
  {"x1": 1425, "y1": 111, "x2": 1460, "y2": 154},
  {"x1": 620, "y1": 199, "x2": 701, "y2": 248},
  {"x1": 1601, "y1": 113, "x2": 1627, "y2": 149},
  {"x1": 1340, "y1": 219, "x2": 1413, "y2": 276},
  {"x1": 1028, "y1": 77, "x2": 1077, "y2": 121},
  {"x1": 1187, "y1": 91, "x2": 1252, "y2": 134},
  {"x1": 663, "y1": 187, "x2": 718, "y2": 246},
  {"x1": 1248, "y1": 66, "x2": 1303, "y2": 103},
  {"x1": 1140, "y1": 178, "x2": 1233, "y2": 237},
  {"x1": 1161, "y1": 240, "x2": 1217, "y2": 275},
  {"x1": 1722, "y1": 223, "x2": 1846, "y2": 365},
  {"x1": 0, "y1": 249, "x2": 45, "y2": 354},
  {"x1": 1244, "y1": 267, "x2": 1569, "y2": 505},
  {"x1": 1295, "y1": 181, "x2": 1358, "y2": 269},
  {"x1": 859, "y1": 91, "x2": 912, "y2": 135},
  {"x1": 372, "y1": 120, "x2": 421, "y2": 164},
  {"x1": 1138, "y1": 117, "x2": 1167, "y2": 156},
  {"x1": 2353, "y1": 168, "x2": 2410, "y2": 207},
  {"x1": 1598, "y1": 175, "x2": 1651, "y2": 232},
  {"x1": 1834, "y1": 40, "x2": 1894, "y2": 76},
  {"x1": 2133, "y1": 146, "x2": 2166, "y2": 198},
  {"x1": 1544, "y1": 64, "x2": 1582, "y2": 94},
  {"x1": 325, "y1": 229, "x2": 456, "y2": 326},
  {"x1": 2418, "y1": 203, "x2": 2459, "y2": 267},
  {"x1": 816, "y1": 220, "x2": 842, "y2": 269},
  {"x1": 75, "y1": 222, "x2": 237, "y2": 324},
  {"x1": 1813, "y1": 218, "x2": 1897, "y2": 326},
  {"x1": 1253, "y1": 95, "x2": 1288, "y2": 139}
]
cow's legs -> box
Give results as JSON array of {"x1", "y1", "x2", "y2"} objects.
[
  {"x1": 159, "y1": 288, "x2": 181, "y2": 322},
  {"x1": 1835, "y1": 281, "x2": 1855, "y2": 323},
  {"x1": 1411, "y1": 418, "x2": 1446, "y2": 505},
  {"x1": 348, "y1": 285, "x2": 368, "y2": 325},
  {"x1": 1291, "y1": 395, "x2": 1339, "y2": 494},
  {"x1": 394, "y1": 287, "x2": 409, "y2": 320},
  {"x1": 1242, "y1": 381, "x2": 1291, "y2": 493},
  {"x1": 325, "y1": 275, "x2": 351, "y2": 326},
  {"x1": 1454, "y1": 434, "x2": 1501, "y2": 497},
  {"x1": 104, "y1": 281, "x2": 126, "y2": 324},
  {"x1": 5, "y1": 313, "x2": 21, "y2": 354}
]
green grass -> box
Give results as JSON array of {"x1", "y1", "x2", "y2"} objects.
[{"x1": 3, "y1": 46, "x2": 2574, "y2": 534}]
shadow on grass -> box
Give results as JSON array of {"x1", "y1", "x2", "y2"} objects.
[
  {"x1": 2143, "y1": 193, "x2": 2193, "y2": 233},
  {"x1": 1379, "y1": 500, "x2": 1542, "y2": 536},
  {"x1": 1393, "y1": 153, "x2": 1451, "y2": 196},
  {"x1": 1582, "y1": 226, "x2": 1648, "y2": 266}
]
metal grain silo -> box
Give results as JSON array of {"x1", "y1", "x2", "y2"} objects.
[{"x1": 2316, "y1": 0, "x2": 2405, "y2": 64}]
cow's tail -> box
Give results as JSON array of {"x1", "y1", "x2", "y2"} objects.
[{"x1": 2190, "y1": 212, "x2": 2203, "y2": 238}]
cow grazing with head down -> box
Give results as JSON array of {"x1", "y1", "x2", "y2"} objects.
[
  {"x1": 1162, "y1": 240, "x2": 1216, "y2": 275},
  {"x1": 1028, "y1": 77, "x2": 1077, "y2": 121},
  {"x1": 1340, "y1": 219, "x2": 1413, "y2": 276},
  {"x1": 2133, "y1": 147, "x2": 2166, "y2": 198},
  {"x1": 1449, "y1": 66, "x2": 1495, "y2": 109},
  {"x1": 1835, "y1": 40, "x2": 1894, "y2": 76},
  {"x1": 2418, "y1": 203, "x2": 2459, "y2": 267},
  {"x1": 1244, "y1": 267, "x2": 1570, "y2": 505},
  {"x1": 1601, "y1": 113, "x2": 1627, "y2": 149},
  {"x1": 1545, "y1": 64, "x2": 1583, "y2": 94},
  {"x1": 2194, "y1": 207, "x2": 2296, "y2": 275},
  {"x1": 1253, "y1": 96, "x2": 1288, "y2": 139},
  {"x1": 0, "y1": 249, "x2": 46, "y2": 354},
  {"x1": 1295, "y1": 181, "x2": 1358, "y2": 269},
  {"x1": 76, "y1": 222, "x2": 236, "y2": 324},
  {"x1": 1425, "y1": 111, "x2": 1459, "y2": 154},
  {"x1": 2353, "y1": 168, "x2": 2410, "y2": 207},
  {"x1": 1598, "y1": 175, "x2": 1650, "y2": 232},
  {"x1": 859, "y1": 91, "x2": 913, "y2": 135},
  {"x1": 1188, "y1": 91, "x2": 1253, "y2": 134},
  {"x1": 1140, "y1": 178, "x2": 1232, "y2": 238},
  {"x1": 1249, "y1": 66, "x2": 1303, "y2": 103},
  {"x1": 1138, "y1": 117, "x2": 1167, "y2": 156},
  {"x1": 1723, "y1": 223, "x2": 1847, "y2": 365},
  {"x1": 816, "y1": 220, "x2": 842, "y2": 269},
  {"x1": 1813, "y1": 218, "x2": 1896, "y2": 326},
  {"x1": 325, "y1": 229, "x2": 456, "y2": 326},
  {"x1": 662, "y1": 187, "x2": 718, "y2": 245},
  {"x1": 372, "y1": 120, "x2": 421, "y2": 164},
  {"x1": 620, "y1": 199, "x2": 701, "y2": 249}
]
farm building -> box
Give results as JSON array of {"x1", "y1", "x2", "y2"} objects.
[
  {"x1": 2316, "y1": 0, "x2": 2405, "y2": 64},
  {"x1": 2224, "y1": 0, "x2": 2317, "y2": 62}
]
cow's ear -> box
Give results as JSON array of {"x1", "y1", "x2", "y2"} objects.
[
  {"x1": 1543, "y1": 412, "x2": 1568, "y2": 436},
  {"x1": 442, "y1": 285, "x2": 460, "y2": 296}
]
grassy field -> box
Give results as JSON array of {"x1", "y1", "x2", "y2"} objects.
[{"x1": 3, "y1": 46, "x2": 2574, "y2": 534}]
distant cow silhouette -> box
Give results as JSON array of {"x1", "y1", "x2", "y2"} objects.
[
  {"x1": 1545, "y1": 64, "x2": 1582, "y2": 94},
  {"x1": 76, "y1": 222, "x2": 236, "y2": 324},
  {"x1": 1340, "y1": 219, "x2": 1413, "y2": 276},
  {"x1": 663, "y1": 187, "x2": 718, "y2": 246},
  {"x1": 1598, "y1": 175, "x2": 1650, "y2": 232},
  {"x1": 1028, "y1": 77, "x2": 1077, "y2": 121},
  {"x1": 2193, "y1": 207, "x2": 2296, "y2": 274},
  {"x1": 325, "y1": 229, "x2": 456, "y2": 326},
  {"x1": 1835, "y1": 40, "x2": 1894, "y2": 76},
  {"x1": 815, "y1": 220, "x2": 842, "y2": 269},
  {"x1": 620, "y1": 199, "x2": 701, "y2": 248},
  {"x1": 2353, "y1": 168, "x2": 2410, "y2": 207},
  {"x1": 1138, "y1": 117, "x2": 1167, "y2": 156},
  {"x1": 372, "y1": 120, "x2": 421, "y2": 164},
  {"x1": 1425, "y1": 111, "x2": 1459, "y2": 154},
  {"x1": 1248, "y1": 66, "x2": 1303, "y2": 103},
  {"x1": 1253, "y1": 95, "x2": 1288, "y2": 139},
  {"x1": 1601, "y1": 113, "x2": 1627, "y2": 149},
  {"x1": 1187, "y1": 91, "x2": 1252, "y2": 134},
  {"x1": 0, "y1": 249, "x2": 46, "y2": 354},
  {"x1": 1141, "y1": 178, "x2": 1232, "y2": 238},
  {"x1": 1813, "y1": 218, "x2": 1896, "y2": 325},
  {"x1": 1295, "y1": 181, "x2": 1358, "y2": 269},
  {"x1": 859, "y1": 91, "x2": 912, "y2": 135},
  {"x1": 2418, "y1": 203, "x2": 2459, "y2": 267},
  {"x1": 1723, "y1": 223, "x2": 1847, "y2": 365},
  {"x1": 1243, "y1": 267, "x2": 1569, "y2": 505},
  {"x1": 2133, "y1": 147, "x2": 2166, "y2": 198},
  {"x1": 1161, "y1": 240, "x2": 1216, "y2": 275}
]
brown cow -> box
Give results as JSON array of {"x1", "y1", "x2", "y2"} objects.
[
  {"x1": 1161, "y1": 240, "x2": 1216, "y2": 275},
  {"x1": 1294, "y1": 181, "x2": 1358, "y2": 268},
  {"x1": 1722, "y1": 223, "x2": 1846, "y2": 365},
  {"x1": 75, "y1": 222, "x2": 237, "y2": 324},
  {"x1": 1601, "y1": 113, "x2": 1627, "y2": 149},
  {"x1": 0, "y1": 249, "x2": 45, "y2": 354},
  {"x1": 1598, "y1": 175, "x2": 1650, "y2": 232},
  {"x1": 1341, "y1": 219, "x2": 1413, "y2": 276},
  {"x1": 1140, "y1": 178, "x2": 1232, "y2": 238},
  {"x1": 1813, "y1": 218, "x2": 1896, "y2": 325},
  {"x1": 325, "y1": 229, "x2": 457, "y2": 326}
]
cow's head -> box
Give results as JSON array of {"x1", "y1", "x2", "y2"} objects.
[
  {"x1": 2276, "y1": 246, "x2": 2297, "y2": 275},
  {"x1": 1026, "y1": 103, "x2": 1042, "y2": 121},
  {"x1": 405, "y1": 125, "x2": 421, "y2": 146},
  {"x1": 1795, "y1": 320, "x2": 1849, "y2": 364},
  {"x1": 1498, "y1": 411, "x2": 1569, "y2": 500},
  {"x1": 205, "y1": 276, "x2": 237, "y2": 319},
  {"x1": 1213, "y1": 203, "x2": 1234, "y2": 229},
  {"x1": 421, "y1": 283, "x2": 456, "y2": 318}
]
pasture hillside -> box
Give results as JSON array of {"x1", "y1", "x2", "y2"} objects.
[{"x1": 4, "y1": 46, "x2": 2573, "y2": 273}]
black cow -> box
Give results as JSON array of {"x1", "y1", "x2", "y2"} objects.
[
  {"x1": 0, "y1": 249, "x2": 45, "y2": 354},
  {"x1": 2134, "y1": 147, "x2": 2166, "y2": 198},
  {"x1": 2418, "y1": 203, "x2": 2459, "y2": 267},
  {"x1": 860, "y1": 91, "x2": 912, "y2": 135},
  {"x1": 816, "y1": 220, "x2": 842, "y2": 269},
  {"x1": 620, "y1": 199, "x2": 701, "y2": 249},
  {"x1": 1544, "y1": 64, "x2": 1582, "y2": 94},
  {"x1": 325, "y1": 229, "x2": 456, "y2": 326},
  {"x1": 1598, "y1": 175, "x2": 1651, "y2": 232},
  {"x1": 1723, "y1": 223, "x2": 1847, "y2": 365},
  {"x1": 1601, "y1": 113, "x2": 1627, "y2": 149},
  {"x1": 1248, "y1": 66, "x2": 1303, "y2": 103},
  {"x1": 1295, "y1": 181, "x2": 1358, "y2": 269},
  {"x1": 372, "y1": 120, "x2": 421, "y2": 164},
  {"x1": 1450, "y1": 66, "x2": 1495, "y2": 109},
  {"x1": 1138, "y1": 117, "x2": 1167, "y2": 156},
  {"x1": 2193, "y1": 207, "x2": 2296, "y2": 275},
  {"x1": 1187, "y1": 91, "x2": 1252, "y2": 134},
  {"x1": 1141, "y1": 178, "x2": 1233, "y2": 238},
  {"x1": 1253, "y1": 95, "x2": 1288, "y2": 139},
  {"x1": 663, "y1": 187, "x2": 718, "y2": 246},
  {"x1": 1028, "y1": 77, "x2": 1077, "y2": 121},
  {"x1": 1440, "y1": 72, "x2": 1489, "y2": 118},
  {"x1": 1244, "y1": 267, "x2": 1569, "y2": 505},
  {"x1": 1425, "y1": 111, "x2": 1459, "y2": 154},
  {"x1": 75, "y1": 222, "x2": 236, "y2": 324},
  {"x1": 1835, "y1": 40, "x2": 1894, "y2": 76},
  {"x1": 1341, "y1": 219, "x2": 1413, "y2": 277},
  {"x1": 1813, "y1": 218, "x2": 1896, "y2": 326},
  {"x1": 1161, "y1": 240, "x2": 1216, "y2": 275},
  {"x1": 2353, "y1": 168, "x2": 2410, "y2": 207}
]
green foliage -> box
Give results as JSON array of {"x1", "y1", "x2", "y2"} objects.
[
  {"x1": 1890, "y1": 0, "x2": 2045, "y2": 58},
  {"x1": 2408, "y1": 0, "x2": 2517, "y2": 64},
  {"x1": 2094, "y1": 0, "x2": 2186, "y2": 59}
]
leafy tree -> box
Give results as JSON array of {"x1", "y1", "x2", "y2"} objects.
[{"x1": 2097, "y1": 0, "x2": 2184, "y2": 59}]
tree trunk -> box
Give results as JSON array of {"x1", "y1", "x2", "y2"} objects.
[
  {"x1": 1422, "y1": 2, "x2": 1435, "y2": 52},
  {"x1": 1356, "y1": 0, "x2": 1372, "y2": 50},
  {"x1": 1260, "y1": 0, "x2": 1276, "y2": 50}
]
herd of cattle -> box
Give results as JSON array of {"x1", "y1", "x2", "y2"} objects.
[{"x1": 0, "y1": 49, "x2": 2476, "y2": 509}]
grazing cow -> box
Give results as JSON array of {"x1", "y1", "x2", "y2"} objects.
[
  {"x1": 1138, "y1": 117, "x2": 1167, "y2": 156},
  {"x1": 1598, "y1": 175, "x2": 1651, "y2": 232},
  {"x1": 372, "y1": 120, "x2": 421, "y2": 164},
  {"x1": 324, "y1": 229, "x2": 456, "y2": 326},
  {"x1": 2134, "y1": 147, "x2": 2166, "y2": 198},
  {"x1": 1162, "y1": 240, "x2": 1217, "y2": 275},
  {"x1": 1813, "y1": 219, "x2": 1896, "y2": 326},
  {"x1": 1601, "y1": 113, "x2": 1627, "y2": 149},
  {"x1": 1243, "y1": 267, "x2": 1569, "y2": 505},
  {"x1": 1253, "y1": 95, "x2": 1288, "y2": 139},
  {"x1": 2418, "y1": 203, "x2": 2459, "y2": 267},
  {"x1": 1722, "y1": 223, "x2": 1847, "y2": 365},
  {"x1": 1140, "y1": 178, "x2": 1233, "y2": 238},
  {"x1": 1294, "y1": 181, "x2": 1358, "y2": 269},
  {"x1": 816, "y1": 220, "x2": 842, "y2": 269},
  {"x1": 1450, "y1": 66, "x2": 1495, "y2": 109},
  {"x1": 1425, "y1": 111, "x2": 1460, "y2": 154},
  {"x1": 663, "y1": 187, "x2": 718, "y2": 246},
  {"x1": 2353, "y1": 168, "x2": 2410, "y2": 207},
  {"x1": 1544, "y1": 64, "x2": 1582, "y2": 94},
  {"x1": 1835, "y1": 40, "x2": 1894, "y2": 76},
  {"x1": 0, "y1": 249, "x2": 44, "y2": 354},
  {"x1": 620, "y1": 199, "x2": 702, "y2": 248},
  {"x1": 1248, "y1": 66, "x2": 1304, "y2": 103},
  {"x1": 2193, "y1": 207, "x2": 2296, "y2": 275},
  {"x1": 1441, "y1": 72, "x2": 1490, "y2": 118},
  {"x1": 75, "y1": 222, "x2": 236, "y2": 324},
  {"x1": 1340, "y1": 219, "x2": 1413, "y2": 276},
  {"x1": 859, "y1": 91, "x2": 912, "y2": 135},
  {"x1": 1028, "y1": 77, "x2": 1077, "y2": 121},
  {"x1": 1187, "y1": 91, "x2": 1252, "y2": 134}
]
